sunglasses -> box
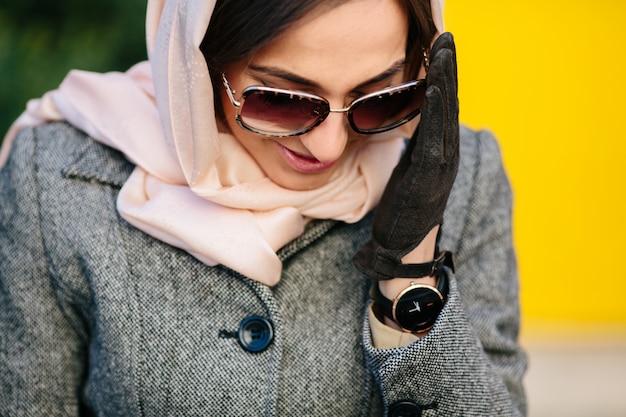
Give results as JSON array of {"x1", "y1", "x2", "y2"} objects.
[{"x1": 221, "y1": 73, "x2": 427, "y2": 137}]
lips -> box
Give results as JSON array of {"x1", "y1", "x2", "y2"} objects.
[{"x1": 277, "y1": 143, "x2": 336, "y2": 174}]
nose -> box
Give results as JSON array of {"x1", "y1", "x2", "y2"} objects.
[{"x1": 300, "y1": 112, "x2": 350, "y2": 163}]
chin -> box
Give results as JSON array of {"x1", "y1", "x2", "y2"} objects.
[{"x1": 272, "y1": 172, "x2": 330, "y2": 191}]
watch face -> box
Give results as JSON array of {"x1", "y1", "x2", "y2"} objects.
[{"x1": 393, "y1": 284, "x2": 445, "y2": 333}]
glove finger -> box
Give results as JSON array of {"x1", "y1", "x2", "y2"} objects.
[
  {"x1": 427, "y1": 45, "x2": 451, "y2": 85},
  {"x1": 415, "y1": 84, "x2": 444, "y2": 165},
  {"x1": 428, "y1": 34, "x2": 459, "y2": 163},
  {"x1": 434, "y1": 33, "x2": 458, "y2": 93},
  {"x1": 438, "y1": 48, "x2": 459, "y2": 163},
  {"x1": 429, "y1": 32, "x2": 454, "y2": 64},
  {"x1": 445, "y1": 33, "x2": 459, "y2": 96},
  {"x1": 420, "y1": 35, "x2": 448, "y2": 165},
  {"x1": 386, "y1": 127, "x2": 416, "y2": 194}
]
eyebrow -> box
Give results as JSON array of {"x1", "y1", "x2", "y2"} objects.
[{"x1": 247, "y1": 58, "x2": 407, "y2": 91}]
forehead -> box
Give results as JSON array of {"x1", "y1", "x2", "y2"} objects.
[{"x1": 246, "y1": 0, "x2": 408, "y2": 91}]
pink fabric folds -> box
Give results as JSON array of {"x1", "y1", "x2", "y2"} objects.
[{"x1": 0, "y1": 0, "x2": 405, "y2": 285}]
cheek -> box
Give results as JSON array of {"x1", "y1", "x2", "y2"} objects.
[
  {"x1": 229, "y1": 124, "x2": 279, "y2": 170},
  {"x1": 417, "y1": 65, "x2": 428, "y2": 79},
  {"x1": 218, "y1": 94, "x2": 266, "y2": 160}
]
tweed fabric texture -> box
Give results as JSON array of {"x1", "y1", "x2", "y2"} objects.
[{"x1": 0, "y1": 122, "x2": 526, "y2": 416}]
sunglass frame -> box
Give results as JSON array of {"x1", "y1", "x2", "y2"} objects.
[{"x1": 222, "y1": 74, "x2": 426, "y2": 137}]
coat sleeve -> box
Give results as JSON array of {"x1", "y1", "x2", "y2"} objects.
[
  {"x1": 363, "y1": 129, "x2": 527, "y2": 416},
  {"x1": 0, "y1": 127, "x2": 86, "y2": 416}
]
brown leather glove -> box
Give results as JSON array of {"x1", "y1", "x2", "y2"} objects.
[{"x1": 353, "y1": 32, "x2": 459, "y2": 281}]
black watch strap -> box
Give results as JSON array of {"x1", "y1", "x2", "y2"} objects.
[{"x1": 372, "y1": 250, "x2": 454, "y2": 280}]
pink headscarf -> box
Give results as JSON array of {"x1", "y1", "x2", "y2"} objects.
[{"x1": 0, "y1": 0, "x2": 409, "y2": 285}]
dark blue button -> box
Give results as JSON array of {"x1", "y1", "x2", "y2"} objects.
[
  {"x1": 389, "y1": 401, "x2": 422, "y2": 417},
  {"x1": 237, "y1": 315, "x2": 273, "y2": 353}
]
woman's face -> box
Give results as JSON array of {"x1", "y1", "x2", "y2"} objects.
[{"x1": 220, "y1": 0, "x2": 409, "y2": 191}]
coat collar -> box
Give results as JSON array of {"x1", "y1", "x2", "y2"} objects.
[{"x1": 61, "y1": 131, "x2": 135, "y2": 189}]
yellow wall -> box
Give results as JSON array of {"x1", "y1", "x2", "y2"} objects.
[{"x1": 443, "y1": 1, "x2": 626, "y2": 333}]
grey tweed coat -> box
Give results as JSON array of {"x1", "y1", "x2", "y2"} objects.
[{"x1": 0, "y1": 122, "x2": 526, "y2": 416}]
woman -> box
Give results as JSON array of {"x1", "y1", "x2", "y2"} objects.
[{"x1": 0, "y1": 0, "x2": 527, "y2": 415}]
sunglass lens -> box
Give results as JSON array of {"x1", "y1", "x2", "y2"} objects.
[
  {"x1": 351, "y1": 82, "x2": 426, "y2": 133},
  {"x1": 240, "y1": 91, "x2": 327, "y2": 135}
]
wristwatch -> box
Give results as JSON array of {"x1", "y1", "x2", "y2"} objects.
[{"x1": 371, "y1": 270, "x2": 449, "y2": 334}]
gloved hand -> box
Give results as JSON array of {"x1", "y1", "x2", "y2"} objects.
[{"x1": 353, "y1": 32, "x2": 459, "y2": 281}]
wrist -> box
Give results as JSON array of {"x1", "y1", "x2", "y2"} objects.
[
  {"x1": 400, "y1": 225, "x2": 439, "y2": 265},
  {"x1": 378, "y1": 276, "x2": 437, "y2": 300}
]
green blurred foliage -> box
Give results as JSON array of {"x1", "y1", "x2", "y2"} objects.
[{"x1": 0, "y1": 0, "x2": 148, "y2": 142}]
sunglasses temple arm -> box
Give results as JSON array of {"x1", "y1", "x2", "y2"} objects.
[{"x1": 221, "y1": 73, "x2": 241, "y2": 108}]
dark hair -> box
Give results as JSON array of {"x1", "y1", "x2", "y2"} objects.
[{"x1": 200, "y1": 0, "x2": 436, "y2": 119}]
